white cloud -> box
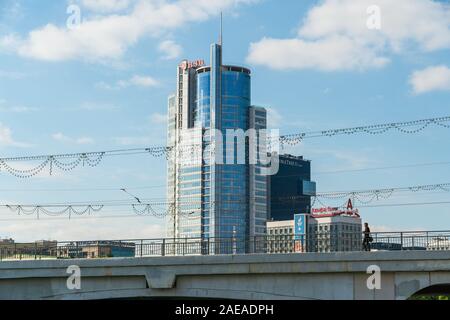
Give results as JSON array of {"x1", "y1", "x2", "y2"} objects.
[
  {"x1": 0, "y1": 122, "x2": 29, "y2": 147},
  {"x1": 0, "y1": 34, "x2": 21, "y2": 52},
  {"x1": 0, "y1": 105, "x2": 37, "y2": 113},
  {"x1": 0, "y1": 100, "x2": 37, "y2": 113},
  {"x1": 114, "y1": 136, "x2": 152, "y2": 145},
  {"x1": 409, "y1": 65, "x2": 450, "y2": 94},
  {"x1": 79, "y1": 101, "x2": 120, "y2": 111},
  {"x1": 1, "y1": 0, "x2": 256, "y2": 62},
  {"x1": 98, "y1": 74, "x2": 159, "y2": 89},
  {"x1": 266, "y1": 107, "x2": 282, "y2": 128},
  {"x1": 0, "y1": 123, "x2": 15, "y2": 146},
  {"x1": 119, "y1": 75, "x2": 159, "y2": 87},
  {"x1": 52, "y1": 132, "x2": 95, "y2": 145},
  {"x1": 150, "y1": 112, "x2": 167, "y2": 125},
  {"x1": 248, "y1": 36, "x2": 389, "y2": 71},
  {"x1": 0, "y1": 69, "x2": 25, "y2": 79},
  {"x1": 247, "y1": 0, "x2": 450, "y2": 71},
  {"x1": 158, "y1": 39, "x2": 183, "y2": 60},
  {"x1": 81, "y1": 0, "x2": 131, "y2": 13}
]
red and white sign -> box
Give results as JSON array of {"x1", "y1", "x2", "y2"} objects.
[
  {"x1": 312, "y1": 199, "x2": 360, "y2": 218},
  {"x1": 179, "y1": 60, "x2": 205, "y2": 71},
  {"x1": 311, "y1": 207, "x2": 339, "y2": 214}
]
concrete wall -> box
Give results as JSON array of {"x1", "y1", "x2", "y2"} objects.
[{"x1": 0, "y1": 251, "x2": 449, "y2": 300}]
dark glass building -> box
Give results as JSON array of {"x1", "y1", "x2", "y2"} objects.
[{"x1": 269, "y1": 154, "x2": 316, "y2": 221}]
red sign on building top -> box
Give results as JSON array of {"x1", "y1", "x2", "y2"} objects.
[{"x1": 179, "y1": 60, "x2": 205, "y2": 71}]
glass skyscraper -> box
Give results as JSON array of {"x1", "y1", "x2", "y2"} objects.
[
  {"x1": 167, "y1": 42, "x2": 268, "y2": 252},
  {"x1": 269, "y1": 154, "x2": 316, "y2": 221}
]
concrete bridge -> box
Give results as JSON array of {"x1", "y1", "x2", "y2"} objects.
[{"x1": 0, "y1": 251, "x2": 449, "y2": 300}]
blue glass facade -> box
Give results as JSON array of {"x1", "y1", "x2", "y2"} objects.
[
  {"x1": 191, "y1": 66, "x2": 251, "y2": 242},
  {"x1": 168, "y1": 42, "x2": 267, "y2": 253}
]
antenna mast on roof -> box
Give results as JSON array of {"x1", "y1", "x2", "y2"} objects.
[{"x1": 219, "y1": 11, "x2": 223, "y2": 46}]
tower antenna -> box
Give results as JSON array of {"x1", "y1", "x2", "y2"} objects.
[{"x1": 219, "y1": 11, "x2": 223, "y2": 46}]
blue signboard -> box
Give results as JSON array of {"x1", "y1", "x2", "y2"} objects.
[{"x1": 294, "y1": 214, "x2": 307, "y2": 240}]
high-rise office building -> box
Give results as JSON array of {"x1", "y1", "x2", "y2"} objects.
[
  {"x1": 269, "y1": 154, "x2": 316, "y2": 221},
  {"x1": 167, "y1": 41, "x2": 268, "y2": 252}
]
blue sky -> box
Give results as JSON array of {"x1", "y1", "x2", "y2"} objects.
[{"x1": 0, "y1": 0, "x2": 450, "y2": 241}]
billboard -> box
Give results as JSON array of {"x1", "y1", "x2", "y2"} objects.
[
  {"x1": 294, "y1": 214, "x2": 307, "y2": 253},
  {"x1": 294, "y1": 214, "x2": 307, "y2": 239}
]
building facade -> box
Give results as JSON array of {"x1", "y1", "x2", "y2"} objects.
[
  {"x1": 266, "y1": 220, "x2": 295, "y2": 254},
  {"x1": 266, "y1": 208, "x2": 362, "y2": 253},
  {"x1": 269, "y1": 154, "x2": 316, "y2": 221},
  {"x1": 307, "y1": 212, "x2": 362, "y2": 253},
  {"x1": 167, "y1": 42, "x2": 268, "y2": 252},
  {"x1": 57, "y1": 241, "x2": 135, "y2": 259}
]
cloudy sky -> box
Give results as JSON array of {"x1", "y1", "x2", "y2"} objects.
[{"x1": 0, "y1": 0, "x2": 450, "y2": 241}]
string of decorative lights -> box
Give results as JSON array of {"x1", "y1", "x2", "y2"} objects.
[
  {"x1": 1, "y1": 115, "x2": 449, "y2": 178},
  {"x1": 276, "y1": 182, "x2": 450, "y2": 206},
  {"x1": 0, "y1": 200, "x2": 203, "y2": 220},
  {"x1": 5, "y1": 205, "x2": 104, "y2": 219},
  {"x1": 277, "y1": 115, "x2": 450, "y2": 147},
  {"x1": 3, "y1": 182, "x2": 450, "y2": 219},
  {"x1": 1, "y1": 200, "x2": 450, "y2": 222},
  {"x1": 0, "y1": 147, "x2": 168, "y2": 178}
]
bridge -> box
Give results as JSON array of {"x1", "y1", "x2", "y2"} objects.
[{"x1": 1, "y1": 250, "x2": 449, "y2": 300}]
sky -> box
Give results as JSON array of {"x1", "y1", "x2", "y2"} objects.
[{"x1": 0, "y1": 0, "x2": 450, "y2": 242}]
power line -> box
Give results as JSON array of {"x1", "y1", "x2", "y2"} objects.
[
  {"x1": 3, "y1": 182, "x2": 450, "y2": 207},
  {"x1": 359, "y1": 200, "x2": 450, "y2": 208},
  {"x1": 278, "y1": 115, "x2": 450, "y2": 145},
  {"x1": 1, "y1": 115, "x2": 449, "y2": 178},
  {"x1": 1, "y1": 158, "x2": 450, "y2": 193},
  {"x1": 2, "y1": 182, "x2": 450, "y2": 219},
  {"x1": 314, "y1": 160, "x2": 450, "y2": 175},
  {"x1": 317, "y1": 182, "x2": 450, "y2": 197},
  {"x1": 275, "y1": 182, "x2": 450, "y2": 206},
  {"x1": 0, "y1": 200, "x2": 450, "y2": 222},
  {"x1": 0, "y1": 185, "x2": 167, "y2": 192}
]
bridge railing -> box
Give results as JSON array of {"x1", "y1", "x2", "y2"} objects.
[{"x1": 1, "y1": 230, "x2": 450, "y2": 261}]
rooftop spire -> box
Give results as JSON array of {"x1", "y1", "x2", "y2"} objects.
[{"x1": 219, "y1": 11, "x2": 223, "y2": 46}]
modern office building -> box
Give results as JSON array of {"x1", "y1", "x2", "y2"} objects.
[
  {"x1": 166, "y1": 40, "x2": 268, "y2": 252},
  {"x1": 269, "y1": 154, "x2": 316, "y2": 221}
]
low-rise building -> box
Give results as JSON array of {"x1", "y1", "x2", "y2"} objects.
[
  {"x1": 57, "y1": 241, "x2": 135, "y2": 259},
  {"x1": 266, "y1": 201, "x2": 362, "y2": 253},
  {"x1": 307, "y1": 211, "x2": 362, "y2": 253},
  {"x1": 266, "y1": 220, "x2": 295, "y2": 253},
  {"x1": 0, "y1": 239, "x2": 57, "y2": 259},
  {"x1": 427, "y1": 238, "x2": 450, "y2": 251}
]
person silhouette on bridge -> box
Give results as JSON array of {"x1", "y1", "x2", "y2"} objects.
[{"x1": 363, "y1": 223, "x2": 372, "y2": 252}]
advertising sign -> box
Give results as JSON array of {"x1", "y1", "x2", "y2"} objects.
[
  {"x1": 294, "y1": 214, "x2": 306, "y2": 239},
  {"x1": 294, "y1": 214, "x2": 307, "y2": 253}
]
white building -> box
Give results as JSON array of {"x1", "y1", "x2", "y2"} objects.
[
  {"x1": 308, "y1": 213, "x2": 362, "y2": 253},
  {"x1": 426, "y1": 238, "x2": 450, "y2": 251},
  {"x1": 266, "y1": 206, "x2": 362, "y2": 253},
  {"x1": 266, "y1": 220, "x2": 294, "y2": 253}
]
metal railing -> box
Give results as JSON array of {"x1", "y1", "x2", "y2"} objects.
[{"x1": 1, "y1": 230, "x2": 449, "y2": 261}]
